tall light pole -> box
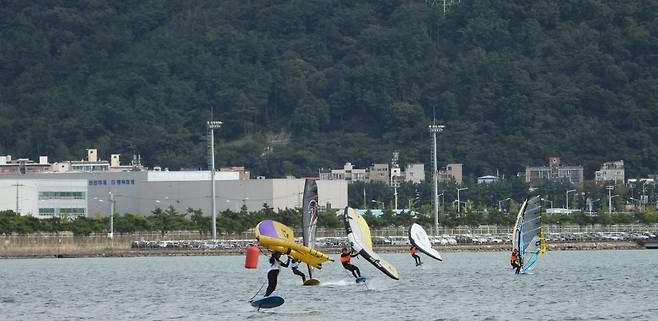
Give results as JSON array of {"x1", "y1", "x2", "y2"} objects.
[
  {"x1": 457, "y1": 187, "x2": 468, "y2": 215},
  {"x1": 429, "y1": 124, "x2": 445, "y2": 236},
  {"x1": 208, "y1": 119, "x2": 223, "y2": 240},
  {"x1": 566, "y1": 189, "x2": 576, "y2": 210}
]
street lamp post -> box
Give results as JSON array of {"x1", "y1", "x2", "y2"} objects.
[
  {"x1": 208, "y1": 119, "x2": 223, "y2": 240},
  {"x1": 457, "y1": 187, "x2": 468, "y2": 215},
  {"x1": 566, "y1": 189, "x2": 576, "y2": 210},
  {"x1": 370, "y1": 200, "x2": 383, "y2": 209},
  {"x1": 588, "y1": 198, "x2": 601, "y2": 216},
  {"x1": 606, "y1": 186, "x2": 615, "y2": 215},
  {"x1": 540, "y1": 198, "x2": 553, "y2": 211},
  {"x1": 630, "y1": 197, "x2": 642, "y2": 209},
  {"x1": 498, "y1": 197, "x2": 511, "y2": 212}
]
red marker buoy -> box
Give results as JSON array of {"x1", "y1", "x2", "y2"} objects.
[{"x1": 245, "y1": 244, "x2": 259, "y2": 269}]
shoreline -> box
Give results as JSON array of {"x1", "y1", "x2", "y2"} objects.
[{"x1": 0, "y1": 241, "x2": 644, "y2": 259}]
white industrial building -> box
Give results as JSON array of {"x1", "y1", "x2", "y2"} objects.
[
  {"x1": 0, "y1": 173, "x2": 347, "y2": 218},
  {"x1": 0, "y1": 179, "x2": 88, "y2": 218}
]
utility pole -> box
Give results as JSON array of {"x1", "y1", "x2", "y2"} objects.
[
  {"x1": 363, "y1": 187, "x2": 366, "y2": 209},
  {"x1": 12, "y1": 182, "x2": 24, "y2": 214},
  {"x1": 208, "y1": 118, "x2": 223, "y2": 240},
  {"x1": 429, "y1": 124, "x2": 445, "y2": 236},
  {"x1": 457, "y1": 187, "x2": 468, "y2": 215},
  {"x1": 109, "y1": 192, "x2": 115, "y2": 240}
]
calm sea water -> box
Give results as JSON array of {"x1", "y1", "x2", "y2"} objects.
[{"x1": 1, "y1": 250, "x2": 657, "y2": 321}]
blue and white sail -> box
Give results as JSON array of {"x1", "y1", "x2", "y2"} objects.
[{"x1": 512, "y1": 196, "x2": 546, "y2": 272}]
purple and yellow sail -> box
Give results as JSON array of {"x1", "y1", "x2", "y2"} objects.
[{"x1": 256, "y1": 219, "x2": 332, "y2": 269}]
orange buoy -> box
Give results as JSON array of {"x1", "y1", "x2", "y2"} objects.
[{"x1": 245, "y1": 244, "x2": 259, "y2": 269}]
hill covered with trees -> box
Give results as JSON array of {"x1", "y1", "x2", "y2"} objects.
[{"x1": 1, "y1": 0, "x2": 657, "y2": 178}]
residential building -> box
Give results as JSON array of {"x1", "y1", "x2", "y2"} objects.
[
  {"x1": 595, "y1": 160, "x2": 625, "y2": 185},
  {"x1": 220, "y1": 166, "x2": 251, "y2": 180},
  {"x1": 439, "y1": 163, "x2": 463, "y2": 185},
  {"x1": 368, "y1": 163, "x2": 389, "y2": 184},
  {"x1": 525, "y1": 157, "x2": 584, "y2": 187},
  {"x1": 0, "y1": 155, "x2": 51, "y2": 174},
  {"x1": 319, "y1": 162, "x2": 368, "y2": 183},
  {"x1": 51, "y1": 149, "x2": 146, "y2": 173},
  {"x1": 404, "y1": 163, "x2": 425, "y2": 184}
]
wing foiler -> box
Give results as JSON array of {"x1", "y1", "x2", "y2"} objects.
[
  {"x1": 408, "y1": 223, "x2": 443, "y2": 261},
  {"x1": 256, "y1": 220, "x2": 333, "y2": 269},
  {"x1": 343, "y1": 207, "x2": 399, "y2": 280}
]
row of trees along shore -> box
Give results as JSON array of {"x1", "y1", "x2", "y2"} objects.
[{"x1": 2, "y1": 178, "x2": 657, "y2": 236}]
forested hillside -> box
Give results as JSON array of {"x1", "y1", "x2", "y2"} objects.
[{"x1": 1, "y1": 0, "x2": 657, "y2": 178}]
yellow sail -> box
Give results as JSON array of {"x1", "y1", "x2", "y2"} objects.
[{"x1": 255, "y1": 220, "x2": 333, "y2": 269}]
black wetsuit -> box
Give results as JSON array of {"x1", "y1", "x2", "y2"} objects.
[
  {"x1": 265, "y1": 256, "x2": 289, "y2": 296},
  {"x1": 412, "y1": 253, "x2": 422, "y2": 265},
  {"x1": 341, "y1": 252, "x2": 361, "y2": 278},
  {"x1": 291, "y1": 259, "x2": 306, "y2": 282}
]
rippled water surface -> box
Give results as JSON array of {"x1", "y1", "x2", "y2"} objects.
[{"x1": 1, "y1": 250, "x2": 657, "y2": 320}]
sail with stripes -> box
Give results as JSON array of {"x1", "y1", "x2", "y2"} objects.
[
  {"x1": 301, "y1": 179, "x2": 320, "y2": 284},
  {"x1": 512, "y1": 196, "x2": 546, "y2": 272}
]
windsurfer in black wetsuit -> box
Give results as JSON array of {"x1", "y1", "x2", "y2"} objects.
[
  {"x1": 340, "y1": 247, "x2": 361, "y2": 278},
  {"x1": 290, "y1": 257, "x2": 306, "y2": 283},
  {"x1": 265, "y1": 251, "x2": 290, "y2": 296},
  {"x1": 510, "y1": 249, "x2": 521, "y2": 274},
  {"x1": 409, "y1": 246, "x2": 422, "y2": 266}
]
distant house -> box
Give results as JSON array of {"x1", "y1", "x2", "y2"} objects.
[
  {"x1": 0, "y1": 155, "x2": 50, "y2": 175},
  {"x1": 439, "y1": 163, "x2": 463, "y2": 185},
  {"x1": 319, "y1": 162, "x2": 368, "y2": 183},
  {"x1": 477, "y1": 175, "x2": 499, "y2": 184},
  {"x1": 595, "y1": 160, "x2": 624, "y2": 185},
  {"x1": 369, "y1": 163, "x2": 389, "y2": 184},
  {"x1": 525, "y1": 157, "x2": 583, "y2": 187},
  {"x1": 404, "y1": 163, "x2": 425, "y2": 184}
]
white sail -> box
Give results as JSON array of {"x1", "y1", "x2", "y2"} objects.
[{"x1": 408, "y1": 223, "x2": 443, "y2": 261}]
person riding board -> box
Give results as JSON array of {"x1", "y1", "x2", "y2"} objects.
[
  {"x1": 410, "y1": 246, "x2": 422, "y2": 266},
  {"x1": 265, "y1": 251, "x2": 290, "y2": 296},
  {"x1": 340, "y1": 247, "x2": 361, "y2": 279},
  {"x1": 510, "y1": 249, "x2": 521, "y2": 274},
  {"x1": 290, "y1": 257, "x2": 306, "y2": 283}
]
